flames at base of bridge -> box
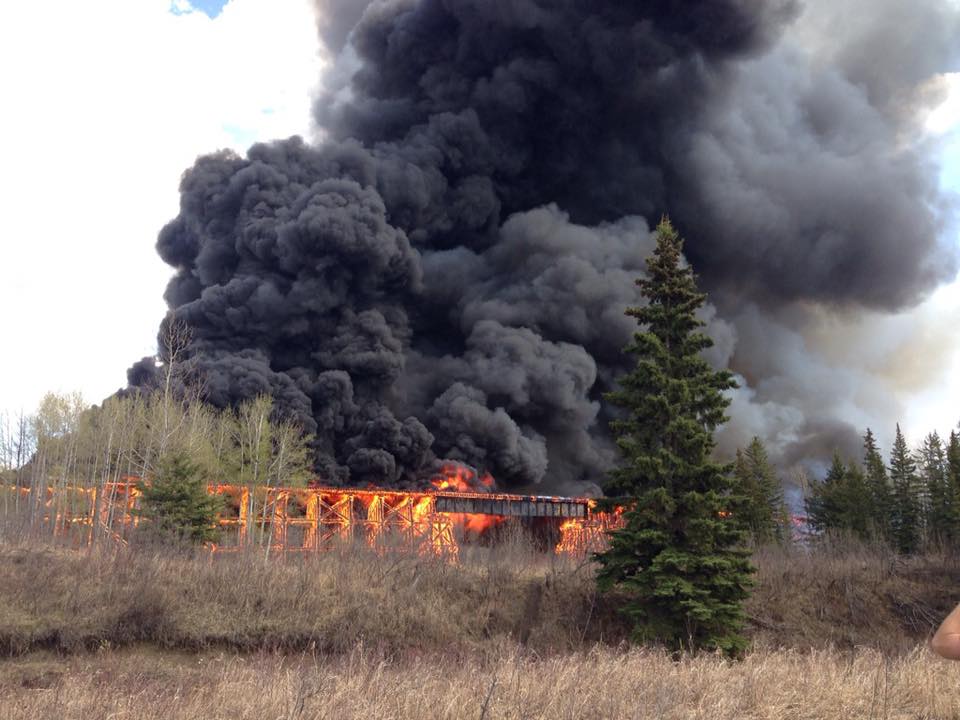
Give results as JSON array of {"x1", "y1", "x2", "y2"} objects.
[{"x1": 8, "y1": 478, "x2": 625, "y2": 560}]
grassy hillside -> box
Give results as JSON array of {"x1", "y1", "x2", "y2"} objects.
[
  {"x1": 1, "y1": 534, "x2": 958, "y2": 657},
  {"x1": 3, "y1": 534, "x2": 960, "y2": 718}
]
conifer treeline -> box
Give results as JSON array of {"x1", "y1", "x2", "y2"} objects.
[{"x1": 805, "y1": 425, "x2": 960, "y2": 553}]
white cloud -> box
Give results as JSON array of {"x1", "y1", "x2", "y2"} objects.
[
  {"x1": 926, "y1": 73, "x2": 960, "y2": 135},
  {"x1": 899, "y1": 75, "x2": 960, "y2": 444},
  {"x1": 0, "y1": 0, "x2": 322, "y2": 414},
  {"x1": 900, "y1": 281, "x2": 960, "y2": 444}
]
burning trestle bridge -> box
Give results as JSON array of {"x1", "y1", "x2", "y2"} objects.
[{"x1": 11, "y1": 480, "x2": 624, "y2": 559}]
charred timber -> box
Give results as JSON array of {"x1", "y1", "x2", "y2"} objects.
[{"x1": 433, "y1": 492, "x2": 586, "y2": 518}]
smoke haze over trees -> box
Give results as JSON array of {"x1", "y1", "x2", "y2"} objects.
[{"x1": 129, "y1": 0, "x2": 960, "y2": 491}]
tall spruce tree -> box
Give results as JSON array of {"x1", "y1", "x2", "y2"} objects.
[
  {"x1": 919, "y1": 432, "x2": 958, "y2": 548},
  {"x1": 842, "y1": 462, "x2": 872, "y2": 539},
  {"x1": 596, "y1": 218, "x2": 751, "y2": 656},
  {"x1": 948, "y1": 431, "x2": 960, "y2": 544},
  {"x1": 862, "y1": 429, "x2": 893, "y2": 543},
  {"x1": 804, "y1": 452, "x2": 870, "y2": 539},
  {"x1": 889, "y1": 424, "x2": 921, "y2": 554},
  {"x1": 949, "y1": 430, "x2": 960, "y2": 508},
  {"x1": 732, "y1": 437, "x2": 789, "y2": 544},
  {"x1": 805, "y1": 452, "x2": 847, "y2": 534}
]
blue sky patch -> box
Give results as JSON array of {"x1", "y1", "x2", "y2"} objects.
[
  {"x1": 170, "y1": 0, "x2": 229, "y2": 19},
  {"x1": 221, "y1": 123, "x2": 258, "y2": 147},
  {"x1": 942, "y1": 132, "x2": 960, "y2": 193}
]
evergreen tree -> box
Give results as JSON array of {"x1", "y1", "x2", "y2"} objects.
[
  {"x1": 862, "y1": 429, "x2": 892, "y2": 543},
  {"x1": 804, "y1": 452, "x2": 871, "y2": 540},
  {"x1": 948, "y1": 431, "x2": 960, "y2": 491},
  {"x1": 889, "y1": 424, "x2": 921, "y2": 554},
  {"x1": 805, "y1": 452, "x2": 847, "y2": 534},
  {"x1": 919, "y1": 432, "x2": 958, "y2": 548},
  {"x1": 949, "y1": 431, "x2": 960, "y2": 544},
  {"x1": 732, "y1": 437, "x2": 789, "y2": 544},
  {"x1": 596, "y1": 218, "x2": 752, "y2": 656},
  {"x1": 137, "y1": 452, "x2": 223, "y2": 544},
  {"x1": 842, "y1": 462, "x2": 872, "y2": 539}
]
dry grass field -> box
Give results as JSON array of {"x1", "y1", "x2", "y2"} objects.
[
  {"x1": 0, "y1": 533, "x2": 957, "y2": 655},
  {"x1": 3, "y1": 644, "x2": 959, "y2": 719},
  {"x1": 2, "y1": 531, "x2": 960, "y2": 719},
  {"x1": 0, "y1": 531, "x2": 621, "y2": 656}
]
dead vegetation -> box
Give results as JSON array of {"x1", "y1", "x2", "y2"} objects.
[
  {"x1": 3, "y1": 643, "x2": 960, "y2": 720},
  {"x1": 0, "y1": 530, "x2": 619, "y2": 657},
  {"x1": 2, "y1": 533, "x2": 960, "y2": 718},
  {"x1": 0, "y1": 531, "x2": 958, "y2": 658},
  {"x1": 747, "y1": 538, "x2": 960, "y2": 654}
]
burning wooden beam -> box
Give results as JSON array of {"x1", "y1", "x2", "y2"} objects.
[{"x1": 2, "y1": 480, "x2": 623, "y2": 558}]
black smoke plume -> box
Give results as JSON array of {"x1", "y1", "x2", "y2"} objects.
[{"x1": 130, "y1": 0, "x2": 959, "y2": 492}]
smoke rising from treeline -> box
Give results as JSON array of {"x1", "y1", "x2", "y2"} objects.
[{"x1": 129, "y1": 0, "x2": 959, "y2": 492}]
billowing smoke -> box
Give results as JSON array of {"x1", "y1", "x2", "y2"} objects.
[{"x1": 130, "y1": 0, "x2": 959, "y2": 492}]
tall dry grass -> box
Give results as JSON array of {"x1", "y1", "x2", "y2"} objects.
[
  {"x1": 748, "y1": 538, "x2": 960, "y2": 653},
  {"x1": 1, "y1": 530, "x2": 958, "y2": 658},
  {"x1": 0, "y1": 530, "x2": 620, "y2": 657},
  {"x1": 2, "y1": 644, "x2": 958, "y2": 719},
  {"x1": 3, "y1": 532, "x2": 960, "y2": 718}
]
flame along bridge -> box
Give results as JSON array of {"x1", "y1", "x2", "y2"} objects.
[{"x1": 7, "y1": 481, "x2": 622, "y2": 559}]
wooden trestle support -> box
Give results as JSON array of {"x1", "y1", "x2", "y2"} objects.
[{"x1": 4, "y1": 481, "x2": 623, "y2": 558}]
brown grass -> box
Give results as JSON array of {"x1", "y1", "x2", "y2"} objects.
[
  {"x1": 1, "y1": 531, "x2": 958, "y2": 658},
  {"x1": 0, "y1": 531, "x2": 622, "y2": 657},
  {"x1": 748, "y1": 539, "x2": 960, "y2": 654},
  {"x1": 3, "y1": 533, "x2": 960, "y2": 718},
  {"x1": 3, "y1": 644, "x2": 959, "y2": 719}
]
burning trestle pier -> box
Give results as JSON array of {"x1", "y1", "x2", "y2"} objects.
[{"x1": 6, "y1": 480, "x2": 624, "y2": 559}]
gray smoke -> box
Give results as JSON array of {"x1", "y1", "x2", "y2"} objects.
[{"x1": 130, "y1": 0, "x2": 959, "y2": 492}]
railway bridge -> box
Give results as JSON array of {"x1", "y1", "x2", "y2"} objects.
[{"x1": 8, "y1": 480, "x2": 624, "y2": 558}]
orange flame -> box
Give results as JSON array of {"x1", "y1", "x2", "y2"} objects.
[
  {"x1": 7, "y1": 475, "x2": 628, "y2": 559},
  {"x1": 430, "y1": 462, "x2": 505, "y2": 538},
  {"x1": 459, "y1": 512, "x2": 503, "y2": 535},
  {"x1": 555, "y1": 504, "x2": 626, "y2": 556},
  {"x1": 430, "y1": 461, "x2": 495, "y2": 493},
  {"x1": 555, "y1": 518, "x2": 585, "y2": 554}
]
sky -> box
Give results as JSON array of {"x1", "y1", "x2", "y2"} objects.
[
  {"x1": 0, "y1": 0, "x2": 323, "y2": 417},
  {"x1": 0, "y1": 0, "x2": 958, "y2": 450},
  {"x1": 902, "y1": 73, "x2": 960, "y2": 442}
]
